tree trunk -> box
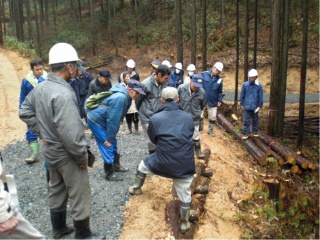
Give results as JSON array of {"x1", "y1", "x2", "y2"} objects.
[
  {"x1": 51, "y1": 0, "x2": 56, "y2": 26},
  {"x1": 89, "y1": 0, "x2": 96, "y2": 56},
  {"x1": 44, "y1": 0, "x2": 49, "y2": 26},
  {"x1": 1, "y1": 0, "x2": 6, "y2": 34},
  {"x1": 278, "y1": 0, "x2": 290, "y2": 138},
  {"x1": 78, "y1": 0, "x2": 82, "y2": 20},
  {"x1": 190, "y1": 0, "x2": 196, "y2": 65},
  {"x1": 201, "y1": 0, "x2": 207, "y2": 71},
  {"x1": 243, "y1": 0, "x2": 249, "y2": 81},
  {"x1": 297, "y1": 0, "x2": 309, "y2": 149},
  {"x1": 220, "y1": 0, "x2": 225, "y2": 42},
  {"x1": 175, "y1": 0, "x2": 183, "y2": 64},
  {"x1": 26, "y1": 0, "x2": 32, "y2": 41},
  {"x1": 234, "y1": 0, "x2": 239, "y2": 103},
  {"x1": 33, "y1": 0, "x2": 41, "y2": 57},
  {"x1": 268, "y1": 0, "x2": 281, "y2": 137},
  {"x1": 253, "y1": 0, "x2": 258, "y2": 69},
  {"x1": 0, "y1": 0, "x2": 3, "y2": 46}
]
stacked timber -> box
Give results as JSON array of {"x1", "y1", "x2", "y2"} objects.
[
  {"x1": 165, "y1": 149, "x2": 212, "y2": 239},
  {"x1": 216, "y1": 113, "x2": 318, "y2": 173}
]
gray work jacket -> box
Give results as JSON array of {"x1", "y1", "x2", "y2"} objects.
[
  {"x1": 135, "y1": 74, "x2": 168, "y2": 124},
  {"x1": 19, "y1": 73, "x2": 88, "y2": 170},
  {"x1": 177, "y1": 83, "x2": 206, "y2": 125}
]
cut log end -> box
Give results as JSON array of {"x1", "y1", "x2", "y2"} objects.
[{"x1": 291, "y1": 165, "x2": 300, "y2": 174}]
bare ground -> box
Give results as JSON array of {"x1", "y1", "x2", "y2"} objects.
[{"x1": 0, "y1": 48, "x2": 318, "y2": 239}]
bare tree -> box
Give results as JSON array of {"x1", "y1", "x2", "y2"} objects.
[
  {"x1": 89, "y1": 0, "x2": 96, "y2": 55},
  {"x1": 26, "y1": 0, "x2": 32, "y2": 41},
  {"x1": 201, "y1": 0, "x2": 207, "y2": 71},
  {"x1": 278, "y1": 0, "x2": 290, "y2": 137},
  {"x1": 297, "y1": 0, "x2": 309, "y2": 149},
  {"x1": 175, "y1": 0, "x2": 183, "y2": 64},
  {"x1": 190, "y1": 0, "x2": 196, "y2": 64},
  {"x1": 268, "y1": 0, "x2": 281, "y2": 137},
  {"x1": 0, "y1": 0, "x2": 3, "y2": 46},
  {"x1": 220, "y1": 0, "x2": 225, "y2": 42},
  {"x1": 253, "y1": 0, "x2": 258, "y2": 68},
  {"x1": 78, "y1": 0, "x2": 82, "y2": 21},
  {"x1": 234, "y1": 0, "x2": 240, "y2": 103},
  {"x1": 244, "y1": 0, "x2": 249, "y2": 81}
]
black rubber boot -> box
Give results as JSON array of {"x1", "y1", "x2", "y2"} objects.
[
  {"x1": 194, "y1": 140, "x2": 205, "y2": 159},
  {"x1": 74, "y1": 217, "x2": 105, "y2": 239},
  {"x1": 127, "y1": 122, "x2": 132, "y2": 134},
  {"x1": 113, "y1": 153, "x2": 128, "y2": 172},
  {"x1": 134, "y1": 122, "x2": 140, "y2": 135},
  {"x1": 50, "y1": 209, "x2": 74, "y2": 239},
  {"x1": 104, "y1": 163, "x2": 123, "y2": 181}
]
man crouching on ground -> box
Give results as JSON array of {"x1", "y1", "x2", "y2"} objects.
[{"x1": 129, "y1": 87, "x2": 195, "y2": 232}]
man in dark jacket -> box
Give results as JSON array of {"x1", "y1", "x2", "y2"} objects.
[
  {"x1": 86, "y1": 70, "x2": 112, "y2": 98},
  {"x1": 240, "y1": 69, "x2": 263, "y2": 139},
  {"x1": 75, "y1": 64, "x2": 93, "y2": 119},
  {"x1": 201, "y1": 61, "x2": 224, "y2": 137},
  {"x1": 129, "y1": 87, "x2": 195, "y2": 233}
]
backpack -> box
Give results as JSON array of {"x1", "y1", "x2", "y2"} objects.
[{"x1": 85, "y1": 91, "x2": 113, "y2": 110}]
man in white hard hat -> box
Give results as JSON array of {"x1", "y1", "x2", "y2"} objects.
[
  {"x1": 19, "y1": 43, "x2": 103, "y2": 239},
  {"x1": 201, "y1": 62, "x2": 224, "y2": 137},
  {"x1": 118, "y1": 59, "x2": 140, "y2": 83},
  {"x1": 183, "y1": 64, "x2": 196, "y2": 85},
  {"x1": 240, "y1": 69, "x2": 263, "y2": 140},
  {"x1": 170, "y1": 62, "x2": 184, "y2": 88}
]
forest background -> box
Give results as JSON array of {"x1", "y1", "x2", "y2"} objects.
[{"x1": 0, "y1": 1, "x2": 318, "y2": 239}]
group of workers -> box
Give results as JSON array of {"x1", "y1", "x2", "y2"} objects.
[{"x1": 0, "y1": 41, "x2": 263, "y2": 239}]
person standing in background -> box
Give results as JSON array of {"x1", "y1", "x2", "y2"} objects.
[
  {"x1": 19, "y1": 59, "x2": 47, "y2": 164},
  {"x1": 240, "y1": 69, "x2": 263, "y2": 140},
  {"x1": 183, "y1": 64, "x2": 196, "y2": 85},
  {"x1": 119, "y1": 59, "x2": 140, "y2": 83},
  {"x1": 201, "y1": 62, "x2": 224, "y2": 137},
  {"x1": 87, "y1": 70, "x2": 112, "y2": 98}
]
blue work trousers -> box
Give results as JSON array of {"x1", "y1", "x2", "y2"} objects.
[
  {"x1": 26, "y1": 128, "x2": 38, "y2": 142},
  {"x1": 87, "y1": 119, "x2": 118, "y2": 164},
  {"x1": 243, "y1": 110, "x2": 259, "y2": 135}
]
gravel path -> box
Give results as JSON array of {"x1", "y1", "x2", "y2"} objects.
[{"x1": 1, "y1": 125, "x2": 147, "y2": 239}]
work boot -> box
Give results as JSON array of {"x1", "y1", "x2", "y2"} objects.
[
  {"x1": 74, "y1": 217, "x2": 104, "y2": 239},
  {"x1": 208, "y1": 122, "x2": 215, "y2": 137},
  {"x1": 50, "y1": 209, "x2": 74, "y2": 239},
  {"x1": 134, "y1": 122, "x2": 140, "y2": 135},
  {"x1": 129, "y1": 170, "x2": 146, "y2": 195},
  {"x1": 179, "y1": 202, "x2": 191, "y2": 232},
  {"x1": 104, "y1": 163, "x2": 123, "y2": 181},
  {"x1": 25, "y1": 140, "x2": 40, "y2": 163},
  {"x1": 113, "y1": 153, "x2": 128, "y2": 172},
  {"x1": 127, "y1": 122, "x2": 132, "y2": 134},
  {"x1": 194, "y1": 141, "x2": 205, "y2": 159}
]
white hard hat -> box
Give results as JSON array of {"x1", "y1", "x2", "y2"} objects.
[
  {"x1": 248, "y1": 69, "x2": 258, "y2": 77},
  {"x1": 162, "y1": 60, "x2": 172, "y2": 68},
  {"x1": 49, "y1": 43, "x2": 82, "y2": 65},
  {"x1": 187, "y1": 64, "x2": 196, "y2": 71},
  {"x1": 213, "y1": 62, "x2": 223, "y2": 72},
  {"x1": 175, "y1": 62, "x2": 182, "y2": 70},
  {"x1": 126, "y1": 59, "x2": 136, "y2": 68}
]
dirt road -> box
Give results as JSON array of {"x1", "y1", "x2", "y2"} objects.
[{"x1": 0, "y1": 50, "x2": 30, "y2": 148}]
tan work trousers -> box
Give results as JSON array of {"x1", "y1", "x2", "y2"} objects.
[{"x1": 49, "y1": 159, "x2": 91, "y2": 221}]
